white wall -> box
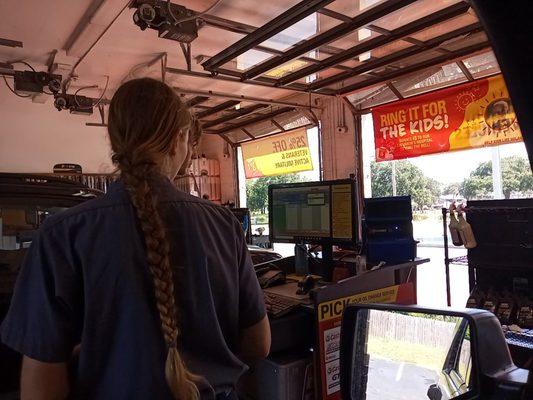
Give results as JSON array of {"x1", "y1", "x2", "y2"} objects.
[
  {"x1": 0, "y1": 85, "x2": 237, "y2": 203},
  {"x1": 321, "y1": 97, "x2": 358, "y2": 180},
  {"x1": 198, "y1": 134, "x2": 236, "y2": 204},
  {"x1": 0, "y1": 84, "x2": 114, "y2": 173}
]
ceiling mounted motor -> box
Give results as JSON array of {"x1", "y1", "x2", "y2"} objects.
[
  {"x1": 13, "y1": 71, "x2": 62, "y2": 95},
  {"x1": 131, "y1": 0, "x2": 198, "y2": 43},
  {"x1": 53, "y1": 94, "x2": 93, "y2": 115}
]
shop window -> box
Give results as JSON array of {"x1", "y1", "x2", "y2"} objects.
[
  {"x1": 361, "y1": 113, "x2": 532, "y2": 308},
  {"x1": 236, "y1": 127, "x2": 321, "y2": 256}
]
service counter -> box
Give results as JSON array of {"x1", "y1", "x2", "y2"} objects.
[{"x1": 240, "y1": 257, "x2": 430, "y2": 400}]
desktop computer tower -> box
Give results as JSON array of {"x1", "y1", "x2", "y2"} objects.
[
  {"x1": 239, "y1": 353, "x2": 314, "y2": 400},
  {"x1": 363, "y1": 196, "x2": 417, "y2": 264}
]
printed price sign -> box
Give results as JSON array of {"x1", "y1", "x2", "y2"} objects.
[
  {"x1": 317, "y1": 283, "x2": 416, "y2": 399},
  {"x1": 241, "y1": 128, "x2": 313, "y2": 178},
  {"x1": 372, "y1": 74, "x2": 523, "y2": 161}
]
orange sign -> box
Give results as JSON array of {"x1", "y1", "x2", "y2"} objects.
[{"x1": 372, "y1": 75, "x2": 523, "y2": 161}]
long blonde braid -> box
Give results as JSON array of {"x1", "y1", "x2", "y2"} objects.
[{"x1": 108, "y1": 78, "x2": 200, "y2": 399}]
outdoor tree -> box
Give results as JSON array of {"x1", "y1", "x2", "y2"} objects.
[
  {"x1": 246, "y1": 174, "x2": 306, "y2": 213},
  {"x1": 370, "y1": 160, "x2": 441, "y2": 209},
  {"x1": 442, "y1": 182, "x2": 462, "y2": 197},
  {"x1": 460, "y1": 156, "x2": 533, "y2": 199}
]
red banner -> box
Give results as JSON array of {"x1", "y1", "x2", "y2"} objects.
[{"x1": 372, "y1": 75, "x2": 523, "y2": 161}]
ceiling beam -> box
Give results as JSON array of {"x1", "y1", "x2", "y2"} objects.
[
  {"x1": 195, "y1": 100, "x2": 241, "y2": 119},
  {"x1": 317, "y1": 8, "x2": 352, "y2": 23},
  {"x1": 186, "y1": 96, "x2": 209, "y2": 107},
  {"x1": 173, "y1": 87, "x2": 321, "y2": 110},
  {"x1": 278, "y1": 2, "x2": 471, "y2": 85},
  {"x1": 337, "y1": 41, "x2": 491, "y2": 95},
  {"x1": 200, "y1": 13, "x2": 347, "y2": 58},
  {"x1": 241, "y1": 128, "x2": 256, "y2": 139},
  {"x1": 201, "y1": 104, "x2": 269, "y2": 129},
  {"x1": 202, "y1": 0, "x2": 335, "y2": 71},
  {"x1": 271, "y1": 119, "x2": 286, "y2": 131},
  {"x1": 456, "y1": 60, "x2": 475, "y2": 81},
  {"x1": 386, "y1": 82, "x2": 404, "y2": 99},
  {"x1": 241, "y1": 0, "x2": 418, "y2": 81},
  {"x1": 164, "y1": 66, "x2": 335, "y2": 95},
  {"x1": 234, "y1": 122, "x2": 316, "y2": 144},
  {"x1": 310, "y1": 22, "x2": 483, "y2": 90},
  {"x1": 0, "y1": 37, "x2": 23, "y2": 48},
  {"x1": 210, "y1": 107, "x2": 296, "y2": 135}
]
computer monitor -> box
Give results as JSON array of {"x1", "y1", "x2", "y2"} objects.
[{"x1": 268, "y1": 179, "x2": 358, "y2": 246}]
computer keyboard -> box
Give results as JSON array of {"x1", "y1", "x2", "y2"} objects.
[
  {"x1": 505, "y1": 330, "x2": 533, "y2": 350},
  {"x1": 264, "y1": 292, "x2": 301, "y2": 318}
]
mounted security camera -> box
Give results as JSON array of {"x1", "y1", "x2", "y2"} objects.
[
  {"x1": 53, "y1": 94, "x2": 93, "y2": 115},
  {"x1": 131, "y1": 0, "x2": 198, "y2": 43}
]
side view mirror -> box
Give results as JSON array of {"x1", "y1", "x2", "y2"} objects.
[{"x1": 340, "y1": 304, "x2": 531, "y2": 400}]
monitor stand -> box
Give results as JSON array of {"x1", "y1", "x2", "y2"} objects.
[
  {"x1": 321, "y1": 244, "x2": 334, "y2": 281},
  {"x1": 294, "y1": 242, "x2": 335, "y2": 281},
  {"x1": 294, "y1": 242, "x2": 309, "y2": 275}
]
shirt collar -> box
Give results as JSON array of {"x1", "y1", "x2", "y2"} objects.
[{"x1": 108, "y1": 173, "x2": 179, "y2": 201}]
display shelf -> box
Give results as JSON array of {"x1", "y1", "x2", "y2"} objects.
[{"x1": 38, "y1": 172, "x2": 117, "y2": 193}]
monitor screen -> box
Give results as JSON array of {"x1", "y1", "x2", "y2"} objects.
[{"x1": 269, "y1": 179, "x2": 357, "y2": 244}]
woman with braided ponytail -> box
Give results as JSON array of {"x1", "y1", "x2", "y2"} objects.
[{"x1": 2, "y1": 78, "x2": 270, "y2": 400}]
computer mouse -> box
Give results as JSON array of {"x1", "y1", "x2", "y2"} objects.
[{"x1": 296, "y1": 275, "x2": 316, "y2": 295}]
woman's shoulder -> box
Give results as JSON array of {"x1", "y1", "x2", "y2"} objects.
[{"x1": 40, "y1": 191, "x2": 129, "y2": 232}]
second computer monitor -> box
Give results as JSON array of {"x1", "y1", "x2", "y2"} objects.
[{"x1": 269, "y1": 179, "x2": 358, "y2": 246}]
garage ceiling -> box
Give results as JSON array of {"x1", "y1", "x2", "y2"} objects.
[{"x1": 0, "y1": 0, "x2": 499, "y2": 145}]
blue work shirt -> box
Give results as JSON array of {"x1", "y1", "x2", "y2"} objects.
[{"x1": 1, "y1": 176, "x2": 265, "y2": 399}]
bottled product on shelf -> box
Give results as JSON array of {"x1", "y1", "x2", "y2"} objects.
[
  {"x1": 448, "y1": 203, "x2": 463, "y2": 246},
  {"x1": 173, "y1": 155, "x2": 222, "y2": 203},
  {"x1": 457, "y1": 206, "x2": 477, "y2": 249}
]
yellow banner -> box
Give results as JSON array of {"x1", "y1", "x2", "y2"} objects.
[
  {"x1": 241, "y1": 128, "x2": 313, "y2": 178},
  {"x1": 318, "y1": 285, "x2": 400, "y2": 322}
]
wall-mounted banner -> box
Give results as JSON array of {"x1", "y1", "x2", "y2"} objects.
[
  {"x1": 241, "y1": 127, "x2": 313, "y2": 178},
  {"x1": 372, "y1": 75, "x2": 523, "y2": 162}
]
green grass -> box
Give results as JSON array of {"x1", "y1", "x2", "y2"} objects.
[{"x1": 367, "y1": 336, "x2": 446, "y2": 372}]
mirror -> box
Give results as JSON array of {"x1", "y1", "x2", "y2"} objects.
[{"x1": 347, "y1": 309, "x2": 473, "y2": 400}]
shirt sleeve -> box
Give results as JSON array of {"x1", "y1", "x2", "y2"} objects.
[
  {"x1": 0, "y1": 224, "x2": 82, "y2": 363},
  {"x1": 235, "y1": 220, "x2": 266, "y2": 329}
]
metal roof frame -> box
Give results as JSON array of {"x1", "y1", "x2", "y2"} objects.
[
  {"x1": 197, "y1": 0, "x2": 487, "y2": 96},
  {"x1": 310, "y1": 22, "x2": 483, "y2": 90},
  {"x1": 201, "y1": 104, "x2": 269, "y2": 129},
  {"x1": 168, "y1": 0, "x2": 497, "y2": 144},
  {"x1": 276, "y1": 2, "x2": 471, "y2": 86},
  {"x1": 240, "y1": 0, "x2": 418, "y2": 81},
  {"x1": 209, "y1": 107, "x2": 296, "y2": 136},
  {"x1": 201, "y1": 0, "x2": 336, "y2": 71},
  {"x1": 337, "y1": 40, "x2": 491, "y2": 95}
]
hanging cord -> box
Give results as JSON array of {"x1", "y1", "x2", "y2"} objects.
[
  {"x1": 167, "y1": 0, "x2": 224, "y2": 24},
  {"x1": 2, "y1": 75, "x2": 30, "y2": 98},
  {"x1": 63, "y1": 2, "x2": 128, "y2": 92},
  {"x1": 74, "y1": 75, "x2": 109, "y2": 109},
  {"x1": 1, "y1": 60, "x2": 38, "y2": 98},
  {"x1": 10, "y1": 61, "x2": 36, "y2": 72}
]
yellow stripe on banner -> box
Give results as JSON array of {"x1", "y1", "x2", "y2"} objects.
[{"x1": 317, "y1": 286, "x2": 400, "y2": 322}]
